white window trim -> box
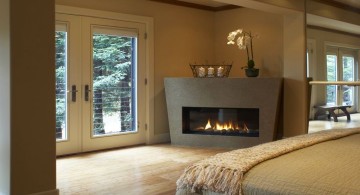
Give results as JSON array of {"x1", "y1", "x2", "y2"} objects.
[
  {"x1": 324, "y1": 42, "x2": 360, "y2": 112},
  {"x1": 55, "y1": 5, "x2": 156, "y2": 144},
  {"x1": 307, "y1": 39, "x2": 317, "y2": 119}
]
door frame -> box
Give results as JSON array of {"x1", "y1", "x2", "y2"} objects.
[
  {"x1": 56, "y1": 5, "x2": 157, "y2": 147},
  {"x1": 55, "y1": 14, "x2": 82, "y2": 155},
  {"x1": 307, "y1": 39, "x2": 317, "y2": 119},
  {"x1": 81, "y1": 16, "x2": 147, "y2": 152}
]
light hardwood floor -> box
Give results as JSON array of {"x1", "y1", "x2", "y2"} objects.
[
  {"x1": 57, "y1": 144, "x2": 229, "y2": 195},
  {"x1": 57, "y1": 114, "x2": 360, "y2": 195},
  {"x1": 308, "y1": 113, "x2": 360, "y2": 133}
]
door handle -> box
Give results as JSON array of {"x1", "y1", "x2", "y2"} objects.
[
  {"x1": 85, "y1": 85, "x2": 91, "y2": 101},
  {"x1": 70, "y1": 85, "x2": 78, "y2": 102}
]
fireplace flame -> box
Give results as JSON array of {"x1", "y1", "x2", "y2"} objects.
[
  {"x1": 203, "y1": 118, "x2": 248, "y2": 131},
  {"x1": 215, "y1": 120, "x2": 237, "y2": 130},
  {"x1": 205, "y1": 119, "x2": 212, "y2": 130}
]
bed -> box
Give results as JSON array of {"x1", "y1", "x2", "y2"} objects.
[{"x1": 176, "y1": 128, "x2": 360, "y2": 195}]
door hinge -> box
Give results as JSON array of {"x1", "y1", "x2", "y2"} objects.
[
  {"x1": 145, "y1": 123, "x2": 148, "y2": 130},
  {"x1": 144, "y1": 32, "x2": 147, "y2": 39},
  {"x1": 145, "y1": 78, "x2": 148, "y2": 85}
]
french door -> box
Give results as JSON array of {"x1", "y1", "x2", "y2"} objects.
[
  {"x1": 326, "y1": 46, "x2": 357, "y2": 112},
  {"x1": 55, "y1": 13, "x2": 146, "y2": 155}
]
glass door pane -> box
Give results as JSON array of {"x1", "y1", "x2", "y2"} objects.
[
  {"x1": 56, "y1": 14, "x2": 82, "y2": 156},
  {"x1": 55, "y1": 25, "x2": 68, "y2": 141},
  {"x1": 342, "y1": 56, "x2": 355, "y2": 106},
  {"x1": 92, "y1": 30, "x2": 137, "y2": 137},
  {"x1": 56, "y1": 15, "x2": 147, "y2": 153},
  {"x1": 326, "y1": 54, "x2": 337, "y2": 105}
]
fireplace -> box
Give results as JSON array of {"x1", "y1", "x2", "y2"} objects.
[
  {"x1": 165, "y1": 78, "x2": 282, "y2": 148},
  {"x1": 182, "y1": 107, "x2": 259, "y2": 137}
]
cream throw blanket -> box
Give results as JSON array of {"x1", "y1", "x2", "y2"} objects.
[{"x1": 176, "y1": 128, "x2": 360, "y2": 195}]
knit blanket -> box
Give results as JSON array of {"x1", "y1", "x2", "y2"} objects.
[{"x1": 176, "y1": 128, "x2": 360, "y2": 195}]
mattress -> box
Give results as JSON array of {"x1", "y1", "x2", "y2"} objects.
[
  {"x1": 242, "y1": 133, "x2": 360, "y2": 195},
  {"x1": 176, "y1": 130, "x2": 360, "y2": 195}
]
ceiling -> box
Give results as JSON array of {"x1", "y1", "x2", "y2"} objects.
[
  {"x1": 178, "y1": 0, "x2": 228, "y2": 7},
  {"x1": 332, "y1": 0, "x2": 360, "y2": 9},
  {"x1": 307, "y1": 14, "x2": 360, "y2": 36},
  {"x1": 175, "y1": 0, "x2": 360, "y2": 36},
  {"x1": 178, "y1": 0, "x2": 360, "y2": 9}
]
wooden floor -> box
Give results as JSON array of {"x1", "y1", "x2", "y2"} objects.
[
  {"x1": 308, "y1": 113, "x2": 360, "y2": 133},
  {"x1": 57, "y1": 144, "x2": 229, "y2": 195},
  {"x1": 57, "y1": 114, "x2": 360, "y2": 195}
]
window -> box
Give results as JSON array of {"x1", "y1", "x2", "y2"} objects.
[{"x1": 326, "y1": 46, "x2": 358, "y2": 111}]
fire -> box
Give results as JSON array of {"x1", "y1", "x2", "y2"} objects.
[
  {"x1": 203, "y1": 118, "x2": 249, "y2": 132},
  {"x1": 205, "y1": 119, "x2": 212, "y2": 130},
  {"x1": 215, "y1": 120, "x2": 237, "y2": 130}
]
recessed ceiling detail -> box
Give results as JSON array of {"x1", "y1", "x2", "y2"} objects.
[
  {"x1": 150, "y1": 0, "x2": 359, "y2": 35},
  {"x1": 332, "y1": 0, "x2": 360, "y2": 9},
  {"x1": 178, "y1": 0, "x2": 229, "y2": 7},
  {"x1": 149, "y1": 0, "x2": 240, "y2": 11}
]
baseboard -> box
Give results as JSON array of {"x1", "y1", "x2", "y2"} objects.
[
  {"x1": 29, "y1": 189, "x2": 59, "y2": 195},
  {"x1": 148, "y1": 132, "x2": 170, "y2": 144}
]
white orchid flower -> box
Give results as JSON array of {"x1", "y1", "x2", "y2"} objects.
[
  {"x1": 227, "y1": 31, "x2": 237, "y2": 41},
  {"x1": 236, "y1": 36, "x2": 244, "y2": 49},
  {"x1": 227, "y1": 40, "x2": 235, "y2": 45},
  {"x1": 227, "y1": 28, "x2": 257, "y2": 65}
]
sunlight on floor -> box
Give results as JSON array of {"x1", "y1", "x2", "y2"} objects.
[{"x1": 308, "y1": 113, "x2": 360, "y2": 133}]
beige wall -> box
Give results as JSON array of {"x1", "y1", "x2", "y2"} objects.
[
  {"x1": 11, "y1": 0, "x2": 57, "y2": 194},
  {"x1": 214, "y1": 8, "x2": 283, "y2": 77},
  {"x1": 56, "y1": 0, "x2": 216, "y2": 135},
  {"x1": 218, "y1": 0, "x2": 307, "y2": 138},
  {"x1": 56, "y1": 0, "x2": 288, "y2": 136},
  {"x1": 307, "y1": 28, "x2": 360, "y2": 115},
  {"x1": 212, "y1": 0, "x2": 307, "y2": 137},
  {"x1": 283, "y1": 13, "x2": 307, "y2": 136},
  {"x1": 256, "y1": 0, "x2": 305, "y2": 11},
  {"x1": 0, "y1": 0, "x2": 330, "y2": 193},
  {"x1": 1, "y1": 0, "x2": 57, "y2": 194}
]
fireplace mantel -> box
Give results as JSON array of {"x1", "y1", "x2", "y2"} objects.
[{"x1": 164, "y1": 77, "x2": 283, "y2": 148}]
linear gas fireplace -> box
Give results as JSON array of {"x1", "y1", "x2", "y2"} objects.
[
  {"x1": 182, "y1": 107, "x2": 259, "y2": 137},
  {"x1": 165, "y1": 78, "x2": 282, "y2": 148}
]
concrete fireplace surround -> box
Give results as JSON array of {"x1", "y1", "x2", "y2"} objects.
[{"x1": 164, "y1": 78, "x2": 283, "y2": 148}]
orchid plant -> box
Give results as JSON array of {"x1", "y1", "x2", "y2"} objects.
[{"x1": 227, "y1": 29, "x2": 256, "y2": 70}]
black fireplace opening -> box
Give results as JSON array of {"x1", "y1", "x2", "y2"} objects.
[{"x1": 182, "y1": 107, "x2": 259, "y2": 137}]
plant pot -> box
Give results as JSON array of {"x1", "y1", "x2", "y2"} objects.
[{"x1": 245, "y1": 68, "x2": 259, "y2": 77}]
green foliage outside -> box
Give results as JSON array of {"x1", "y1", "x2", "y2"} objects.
[
  {"x1": 326, "y1": 55, "x2": 336, "y2": 104},
  {"x1": 326, "y1": 55, "x2": 354, "y2": 105},
  {"x1": 55, "y1": 31, "x2": 134, "y2": 137},
  {"x1": 342, "y1": 56, "x2": 354, "y2": 105},
  {"x1": 92, "y1": 34, "x2": 134, "y2": 135},
  {"x1": 55, "y1": 32, "x2": 67, "y2": 138}
]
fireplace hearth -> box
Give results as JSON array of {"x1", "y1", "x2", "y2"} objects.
[{"x1": 182, "y1": 107, "x2": 259, "y2": 137}]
